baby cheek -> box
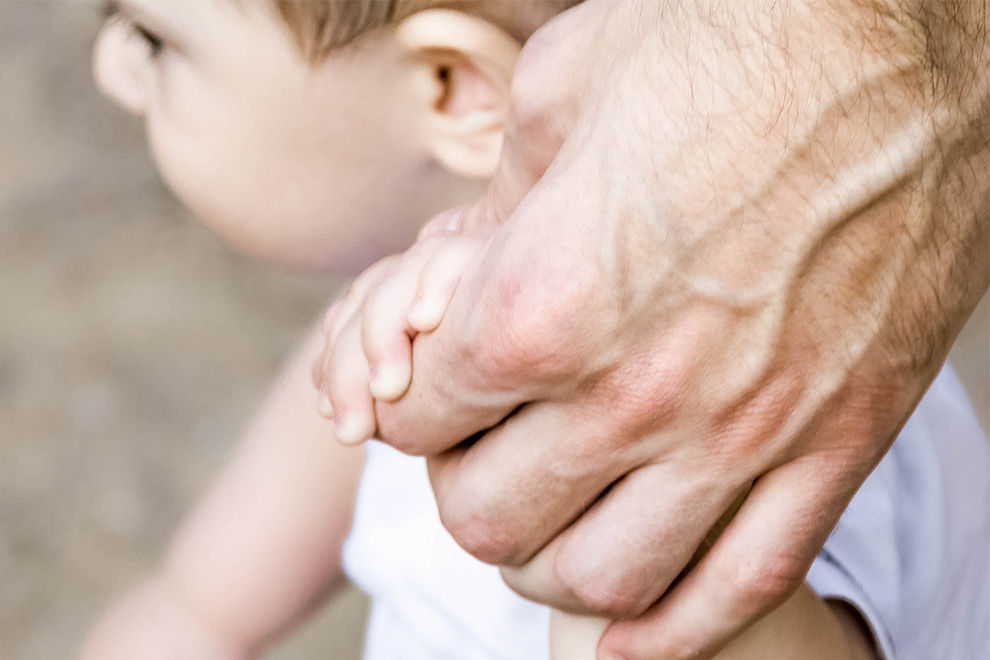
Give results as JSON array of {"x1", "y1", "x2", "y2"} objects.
[
  {"x1": 145, "y1": 114, "x2": 252, "y2": 229},
  {"x1": 143, "y1": 117, "x2": 350, "y2": 267},
  {"x1": 146, "y1": 121, "x2": 215, "y2": 214}
]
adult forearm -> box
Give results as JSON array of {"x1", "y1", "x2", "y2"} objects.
[
  {"x1": 883, "y1": 0, "x2": 990, "y2": 367},
  {"x1": 619, "y1": 0, "x2": 989, "y2": 421}
]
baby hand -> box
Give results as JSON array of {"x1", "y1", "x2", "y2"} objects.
[{"x1": 313, "y1": 233, "x2": 481, "y2": 444}]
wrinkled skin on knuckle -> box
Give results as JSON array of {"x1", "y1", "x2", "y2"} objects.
[
  {"x1": 647, "y1": 632, "x2": 708, "y2": 660},
  {"x1": 506, "y1": 16, "x2": 591, "y2": 161},
  {"x1": 595, "y1": 364, "x2": 682, "y2": 445},
  {"x1": 436, "y1": 492, "x2": 525, "y2": 566},
  {"x1": 373, "y1": 400, "x2": 423, "y2": 455},
  {"x1": 724, "y1": 549, "x2": 807, "y2": 615},
  {"x1": 374, "y1": 396, "x2": 450, "y2": 456},
  {"x1": 469, "y1": 271, "x2": 588, "y2": 391},
  {"x1": 583, "y1": 325, "x2": 709, "y2": 448},
  {"x1": 704, "y1": 370, "x2": 811, "y2": 467},
  {"x1": 374, "y1": 345, "x2": 469, "y2": 454},
  {"x1": 553, "y1": 547, "x2": 654, "y2": 618},
  {"x1": 470, "y1": 321, "x2": 555, "y2": 391}
]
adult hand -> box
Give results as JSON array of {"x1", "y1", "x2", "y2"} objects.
[{"x1": 375, "y1": 1, "x2": 990, "y2": 657}]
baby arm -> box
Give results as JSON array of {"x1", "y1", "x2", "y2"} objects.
[
  {"x1": 550, "y1": 586, "x2": 876, "y2": 660},
  {"x1": 80, "y1": 323, "x2": 365, "y2": 660}
]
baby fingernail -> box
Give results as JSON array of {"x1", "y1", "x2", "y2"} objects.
[
  {"x1": 317, "y1": 392, "x2": 333, "y2": 418},
  {"x1": 369, "y1": 364, "x2": 410, "y2": 401},
  {"x1": 334, "y1": 412, "x2": 372, "y2": 445},
  {"x1": 409, "y1": 298, "x2": 442, "y2": 330}
]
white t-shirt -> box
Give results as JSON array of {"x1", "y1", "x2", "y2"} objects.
[{"x1": 342, "y1": 365, "x2": 989, "y2": 660}]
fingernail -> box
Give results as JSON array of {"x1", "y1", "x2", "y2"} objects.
[
  {"x1": 369, "y1": 364, "x2": 409, "y2": 401},
  {"x1": 444, "y1": 207, "x2": 464, "y2": 232},
  {"x1": 317, "y1": 392, "x2": 333, "y2": 419},
  {"x1": 334, "y1": 411, "x2": 372, "y2": 445},
  {"x1": 409, "y1": 297, "x2": 443, "y2": 331}
]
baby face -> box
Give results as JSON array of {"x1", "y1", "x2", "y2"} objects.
[{"x1": 93, "y1": 0, "x2": 437, "y2": 273}]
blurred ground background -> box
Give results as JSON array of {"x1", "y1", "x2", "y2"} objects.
[
  {"x1": 1, "y1": 3, "x2": 367, "y2": 658},
  {"x1": 0, "y1": 2, "x2": 986, "y2": 660}
]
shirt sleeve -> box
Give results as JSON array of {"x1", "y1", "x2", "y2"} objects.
[{"x1": 807, "y1": 364, "x2": 990, "y2": 660}]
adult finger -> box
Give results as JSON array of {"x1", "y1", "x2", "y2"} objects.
[
  {"x1": 598, "y1": 457, "x2": 857, "y2": 660},
  {"x1": 499, "y1": 462, "x2": 747, "y2": 617},
  {"x1": 424, "y1": 399, "x2": 638, "y2": 566},
  {"x1": 408, "y1": 0, "x2": 603, "y2": 247},
  {"x1": 449, "y1": 0, "x2": 600, "y2": 236}
]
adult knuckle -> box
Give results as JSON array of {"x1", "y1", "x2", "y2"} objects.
[
  {"x1": 712, "y1": 373, "x2": 809, "y2": 462},
  {"x1": 727, "y1": 551, "x2": 805, "y2": 610},
  {"x1": 471, "y1": 277, "x2": 585, "y2": 387},
  {"x1": 472, "y1": 318, "x2": 551, "y2": 383},
  {"x1": 603, "y1": 377, "x2": 675, "y2": 442},
  {"x1": 437, "y1": 499, "x2": 521, "y2": 565},
  {"x1": 509, "y1": 43, "x2": 551, "y2": 121},
  {"x1": 381, "y1": 431, "x2": 427, "y2": 457},
  {"x1": 620, "y1": 627, "x2": 700, "y2": 660},
  {"x1": 553, "y1": 552, "x2": 650, "y2": 617},
  {"x1": 652, "y1": 635, "x2": 703, "y2": 660},
  {"x1": 373, "y1": 407, "x2": 428, "y2": 455}
]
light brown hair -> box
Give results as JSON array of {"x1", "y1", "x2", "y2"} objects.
[{"x1": 272, "y1": 0, "x2": 579, "y2": 61}]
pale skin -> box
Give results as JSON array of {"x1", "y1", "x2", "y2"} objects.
[
  {"x1": 79, "y1": 0, "x2": 917, "y2": 658},
  {"x1": 318, "y1": 1, "x2": 990, "y2": 659},
  {"x1": 80, "y1": 326, "x2": 365, "y2": 659},
  {"x1": 315, "y1": 222, "x2": 876, "y2": 660}
]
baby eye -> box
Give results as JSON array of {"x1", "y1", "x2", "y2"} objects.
[
  {"x1": 101, "y1": 0, "x2": 165, "y2": 57},
  {"x1": 132, "y1": 22, "x2": 164, "y2": 57}
]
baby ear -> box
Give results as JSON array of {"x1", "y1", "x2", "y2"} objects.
[
  {"x1": 92, "y1": 19, "x2": 152, "y2": 115},
  {"x1": 396, "y1": 9, "x2": 521, "y2": 179}
]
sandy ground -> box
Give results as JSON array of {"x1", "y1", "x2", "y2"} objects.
[{"x1": 0, "y1": 3, "x2": 986, "y2": 660}]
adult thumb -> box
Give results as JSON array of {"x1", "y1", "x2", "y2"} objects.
[
  {"x1": 460, "y1": 104, "x2": 562, "y2": 237},
  {"x1": 425, "y1": 0, "x2": 597, "y2": 238},
  {"x1": 414, "y1": 110, "x2": 551, "y2": 242}
]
